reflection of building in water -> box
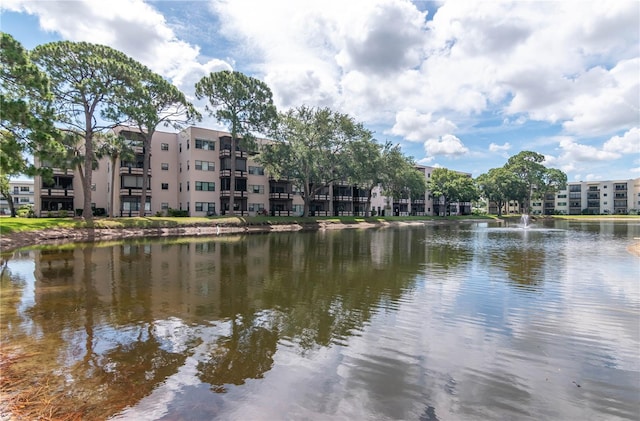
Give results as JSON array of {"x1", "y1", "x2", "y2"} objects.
[{"x1": 32, "y1": 238, "x2": 275, "y2": 323}]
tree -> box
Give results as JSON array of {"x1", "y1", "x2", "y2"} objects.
[
  {"x1": 32, "y1": 41, "x2": 142, "y2": 224},
  {"x1": 257, "y1": 106, "x2": 371, "y2": 217},
  {"x1": 476, "y1": 167, "x2": 525, "y2": 216},
  {"x1": 378, "y1": 144, "x2": 427, "y2": 210},
  {"x1": 504, "y1": 151, "x2": 547, "y2": 214},
  {"x1": 428, "y1": 168, "x2": 476, "y2": 216},
  {"x1": 111, "y1": 69, "x2": 200, "y2": 216},
  {"x1": 195, "y1": 70, "x2": 277, "y2": 216},
  {"x1": 344, "y1": 137, "x2": 383, "y2": 216},
  {"x1": 95, "y1": 133, "x2": 135, "y2": 217},
  {"x1": 1, "y1": 33, "x2": 59, "y2": 216}
]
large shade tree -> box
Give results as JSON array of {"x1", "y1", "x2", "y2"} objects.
[
  {"x1": 32, "y1": 41, "x2": 141, "y2": 223},
  {"x1": 476, "y1": 167, "x2": 526, "y2": 216},
  {"x1": 257, "y1": 106, "x2": 372, "y2": 217},
  {"x1": 0, "y1": 32, "x2": 59, "y2": 216},
  {"x1": 428, "y1": 167, "x2": 478, "y2": 216},
  {"x1": 378, "y1": 144, "x2": 427, "y2": 209},
  {"x1": 111, "y1": 69, "x2": 200, "y2": 216},
  {"x1": 195, "y1": 70, "x2": 277, "y2": 215}
]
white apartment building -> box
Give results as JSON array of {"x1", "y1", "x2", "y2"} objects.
[
  {"x1": 1, "y1": 179, "x2": 35, "y2": 215},
  {"x1": 530, "y1": 178, "x2": 640, "y2": 215}
]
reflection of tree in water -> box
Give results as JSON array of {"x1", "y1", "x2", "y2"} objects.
[
  {"x1": 3, "y1": 244, "x2": 189, "y2": 419},
  {"x1": 197, "y1": 316, "x2": 279, "y2": 392},
  {"x1": 70, "y1": 323, "x2": 188, "y2": 416},
  {"x1": 499, "y1": 246, "x2": 546, "y2": 288}
]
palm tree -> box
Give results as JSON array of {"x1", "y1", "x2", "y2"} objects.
[{"x1": 95, "y1": 133, "x2": 135, "y2": 217}]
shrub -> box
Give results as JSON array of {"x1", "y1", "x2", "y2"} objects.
[
  {"x1": 93, "y1": 208, "x2": 106, "y2": 217},
  {"x1": 167, "y1": 208, "x2": 189, "y2": 217},
  {"x1": 76, "y1": 209, "x2": 83, "y2": 217}
]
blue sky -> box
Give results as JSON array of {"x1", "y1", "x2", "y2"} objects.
[{"x1": 2, "y1": 0, "x2": 639, "y2": 181}]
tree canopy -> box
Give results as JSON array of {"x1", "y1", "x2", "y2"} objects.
[
  {"x1": 257, "y1": 106, "x2": 373, "y2": 217},
  {"x1": 195, "y1": 70, "x2": 277, "y2": 215},
  {"x1": 428, "y1": 168, "x2": 477, "y2": 216},
  {"x1": 31, "y1": 40, "x2": 143, "y2": 222}
]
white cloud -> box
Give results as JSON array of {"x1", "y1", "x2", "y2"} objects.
[
  {"x1": 558, "y1": 138, "x2": 620, "y2": 162},
  {"x1": 424, "y1": 134, "x2": 469, "y2": 157},
  {"x1": 631, "y1": 167, "x2": 640, "y2": 174},
  {"x1": 489, "y1": 142, "x2": 511, "y2": 152},
  {"x1": 603, "y1": 127, "x2": 640, "y2": 155},
  {"x1": 4, "y1": 0, "x2": 232, "y2": 94},
  {"x1": 388, "y1": 108, "x2": 457, "y2": 142}
]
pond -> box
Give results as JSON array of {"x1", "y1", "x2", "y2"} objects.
[{"x1": 1, "y1": 220, "x2": 639, "y2": 420}]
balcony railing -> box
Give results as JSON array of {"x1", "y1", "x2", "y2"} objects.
[
  {"x1": 334, "y1": 195, "x2": 353, "y2": 202},
  {"x1": 353, "y1": 196, "x2": 369, "y2": 203},
  {"x1": 119, "y1": 188, "x2": 151, "y2": 196},
  {"x1": 119, "y1": 166, "x2": 151, "y2": 175},
  {"x1": 41, "y1": 188, "x2": 74, "y2": 197},
  {"x1": 220, "y1": 190, "x2": 247, "y2": 197},
  {"x1": 219, "y1": 169, "x2": 246, "y2": 178},
  {"x1": 312, "y1": 194, "x2": 330, "y2": 201},
  {"x1": 219, "y1": 149, "x2": 247, "y2": 158},
  {"x1": 269, "y1": 192, "x2": 292, "y2": 199}
]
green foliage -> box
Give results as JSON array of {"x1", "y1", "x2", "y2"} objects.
[
  {"x1": 31, "y1": 40, "x2": 145, "y2": 223},
  {"x1": 167, "y1": 208, "x2": 189, "y2": 217},
  {"x1": 428, "y1": 168, "x2": 477, "y2": 216},
  {"x1": 0, "y1": 32, "x2": 60, "y2": 184},
  {"x1": 258, "y1": 106, "x2": 373, "y2": 216},
  {"x1": 195, "y1": 70, "x2": 277, "y2": 215},
  {"x1": 111, "y1": 68, "x2": 201, "y2": 216}
]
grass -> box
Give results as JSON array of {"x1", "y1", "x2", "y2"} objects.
[{"x1": 0, "y1": 214, "x2": 498, "y2": 236}]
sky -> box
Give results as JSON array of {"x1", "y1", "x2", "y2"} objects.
[{"x1": 1, "y1": 0, "x2": 639, "y2": 181}]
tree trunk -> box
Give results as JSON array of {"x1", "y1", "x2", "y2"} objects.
[
  {"x1": 5, "y1": 193, "x2": 16, "y2": 217},
  {"x1": 139, "y1": 135, "x2": 152, "y2": 217},
  {"x1": 83, "y1": 132, "x2": 94, "y2": 225}
]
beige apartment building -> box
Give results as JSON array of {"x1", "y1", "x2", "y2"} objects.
[{"x1": 33, "y1": 125, "x2": 473, "y2": 218}]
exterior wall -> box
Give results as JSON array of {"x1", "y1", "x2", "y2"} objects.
[{"x1": 1, "y1": 180, "x2": 35, "y2": 214}]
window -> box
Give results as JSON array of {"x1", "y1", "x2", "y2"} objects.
[
  {"x1": 161, "y1": 143, "x2": 169, "y2": 151},
  {"x1": 248, "y1": 165, "x2": 264, "y2": 175},
  {"x1": 249, "y1": 184, "x2": 264, "y2": 194},
  {"x1": 557, "y1": 194, "x2": 567, "y2": 198},
  {"x1": 557, "y1": 202, "x2": 567, "y2": 206},
  {"x1": 195, "y1": 139, "x2": 215, "y2": 150},
  {"x1": 161, "y1": 202, "x2": 169, "y2": 210},
  {"x1": 161, "y1": 163, "x2": 169, "y2": 170},
  {"x1": 161, "y1": 183, "x2": 169, "y2": 190},
  {"x1": 195, "y1": 160, "x2": 215, "y2": 171},
  {"x1": 195, "y1": 181, "x2": 215, "y2": 191},
  {"x1": 187, "y1": 181, "x2": 190, "y2": 191},
  {"x1": 293, "y1": 204, "x2": 303, "y2": 214},
  {"x1": 19, "y1": 197, "x2": 30, "y2": 203},
  {"x1": 195, "y1": 202, "x2": 216, "y2": 212},
  {"x1": 121, "y1": 176, "x2": 146, "y2": 188},
  {"x1": 248, "y1": 203, "x2": 265, "y2": 212},
  {"x1": 20, "y1": 186, "x2": 30, "y2": 192}
]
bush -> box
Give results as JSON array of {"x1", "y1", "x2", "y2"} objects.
[
  {"x1": 93, "y1": 208, "x2": 106, "y2": 217},
  {"x1": 75, "y1": 209, "x2": 83, "y2": 217},
  {"x1": 167, "y1": 208, "x2": 189, "y2": 217}
]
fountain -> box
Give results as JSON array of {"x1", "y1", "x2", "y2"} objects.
[{"x1": 521, "y1": 214, "x2": 530, "y2": 228}]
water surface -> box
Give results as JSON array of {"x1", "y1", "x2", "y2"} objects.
[{"x1": 1, "y1": 220, "x2": 639, "y2": 420}]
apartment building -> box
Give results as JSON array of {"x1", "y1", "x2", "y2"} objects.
[
  {"x1": 530, "y1": 179, "x2": 640, "y2": 215},
  {"x1": 1, "y1": 179, "x2": 35, "y2": 215},
  {"x1": 33, "y1": 126, "x2": 472, "y2": 218}
]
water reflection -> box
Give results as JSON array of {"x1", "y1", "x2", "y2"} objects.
[{"x1": 1, "y1": 222, "x2": 639, "y2": 420}]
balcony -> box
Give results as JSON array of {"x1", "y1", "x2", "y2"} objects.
[
  {"x1": 220, "y1": 190, "x2": 247, "y2": 197},
  {"x1": 312, "y1": 194, "x2": 330, "y2": 201},
  {"x1": 119, "y1": 188, "x2": 151, "y2": 196},
  {"x1": 269, "y1": 192, "x2": 292, "y2": 200},
  {"x1": 219, "y1": 169, "x2": 246, "y2": 178},
  {"x1": 120, "y1": 166, "x2": 151, "y2": 176},
  {"x1": 353, "y1": 196, "x2": 369, "y2": 203},
  {"x1": 41, "y1": 188, "x2": 74, "y2": 197},
  {"x1": 334, "y1": 195, "x2": 353, "y2": 202},
  {"x1": 395, "y1": 198, "x2": 410, "y2": 204},
  {"x1": 219, "y1": 149, "x2": 247, "y2": 158}
]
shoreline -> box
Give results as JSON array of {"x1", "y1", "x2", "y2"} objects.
[{"x1": 2, "y1": 217, "x2": 639, "y2": 256}]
